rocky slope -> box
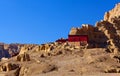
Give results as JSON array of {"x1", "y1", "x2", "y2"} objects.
[
  {"x1": 0, "y1": 3, "x2": 120, "y2": 76},
  {"x1": 96, "y1": 3, "x2": 120, "y2": 60},
  {"x1": 0, "y1": 43, "x2": 23, "y2": 59},
  {"x1": 0, "y1": 46, "x2": 120, "y2": 76}
]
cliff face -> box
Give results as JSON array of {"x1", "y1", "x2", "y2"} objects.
[
  {"x1": 0, "y1": 43, "x2": 23, "y2": 59},
  {"x1": 104, "y1": 3, "x2": 120, "y2": 22},
  {"x1": 96, "y1": 3, "x2": 120, "y2": 57},
  {"x1": 69, "y1": 3, "x2": 120, "y2": 59},
  {"x1": 0, "y1": 45, "x2": 10, "y2": 59}
]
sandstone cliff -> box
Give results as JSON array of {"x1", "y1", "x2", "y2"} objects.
[
  {"x1": 104, "y1": 3, "x2": 120, "y2": 22},
  {"x1": 96, "y1": 3, "x2": 120, "y2": 59}
]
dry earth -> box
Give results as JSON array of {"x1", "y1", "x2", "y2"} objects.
[{"x1": 0, "y1": 48, "x2": 120, "y2": 76}]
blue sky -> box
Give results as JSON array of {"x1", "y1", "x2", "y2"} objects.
[{"x1": 0, "y1": 0, "x2": 119, "y2": 44}]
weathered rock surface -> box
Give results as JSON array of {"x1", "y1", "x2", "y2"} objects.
[
  {"x1": 96, "y1": 3, "x2": 120, "y2": 60},
  {"x1": 104, "y1": 65, "x2": 120, "y2": 73},
  {"x1": 4, "y1": 44, "x2": 21, "y2": 57},
  {"x1": 0, "y1": 43, "x2": 24, "y2": 60},
  {"x1": 104, "y1": 3, "x2": 120, "y2": 22},
  {"x1": 1, "y1": 48, "x2": 120, "y2": 76},
  {"x1": 17, "y1": 53, "x2": 30, "y2": 62},
  {"x1": 0, "y1": 63, "x2": 19, "y2": 72},
  {"x1": 0, "y1": 44, "x2": 10, "y2": 59}
]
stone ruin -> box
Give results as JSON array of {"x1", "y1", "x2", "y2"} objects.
[
  {"x1": 56, "y1": 3, "x2": 120, "y2": 59},
  {"x1": 69, "y1": 24, "x2": 108, "y2": 48},
  {"x1": 67, "y1": 3, "x2": 120, "y2": 60}
]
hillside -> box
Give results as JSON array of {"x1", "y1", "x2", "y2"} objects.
[{"x1": 0, "y1": 3, "x2": 120, "y2": 76}]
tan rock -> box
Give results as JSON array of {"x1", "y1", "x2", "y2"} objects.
[
  {"x1": 17, "y1": 53, "x2": 30, "y2": 62},
  {"x1": 96, "y1": 14, "x2": 120, "y2": 58},
  {"x1": 1, "y1": 57, "x2": 8, "y2": 61},
  {"x1": 104, "y1": 66, "x2": 120, "y2": 73},
  {"x1": 19, "y1": 66, "x2": 29, "y2": 76},
  {"x1": 0, "y1": 63, "x2": 19, "y2": 72},
  {"x1": 104, "y1": 3, "x2": 120, "y2": 22},
  {"x1": 40, "y1": 44, "x2": 50, "y2": 53}
]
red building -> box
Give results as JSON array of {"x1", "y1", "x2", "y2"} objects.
[
  {"x1": 56, "y1": 35, "x2": 88, "y2": 46},
  {"x1": 68, "y1": 35, "x2": 88, "y2": 42},
  {"x1": 68, "y1": 35, "x2": 88, "y2": 46}
]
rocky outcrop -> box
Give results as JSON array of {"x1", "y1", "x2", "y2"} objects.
[
  {"x1": 16, "y1": 63, "x2": 58, "y2": 76},
  {"x1": 0, "y1": 44, "x2": 10, "y2": 59},
  {"x1": 0, "y1": 63, "x2": 19, "y2": 72},
  {"x1": 96, "y1": 4, "x2": 120, "y2": 61},
  {"x1": 0, "y1": 43, "x2": 25, "y2": 59},
  {"x1": 104, "y1": 3, "x2": 120, "y2": 22},
  {"x1": 4, "y1": 44, "x2": 22, "y2": 57},
  {"x1": 104, "y1": 66, "x2": 120, "y2": 73},
  {"x1": 67, "y1": 3, "x2": 120, "y2": 61},
  {"x1": 18, "y1": 44, "x2": 36, "y2": 55},
  {"x1": 17, "y1": 53, "x2": 30, "y2": 62}
]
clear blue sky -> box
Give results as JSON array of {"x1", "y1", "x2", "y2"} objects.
[{"x1": 0, "y1": 0, "x2": 119, "y2": 44}]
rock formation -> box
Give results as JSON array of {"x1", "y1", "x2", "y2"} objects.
[
  {"x1": 0, "y1": 44, "x2": 10, "y2": 59},
  {"x1": 67, "y1": 3, "x2": 120, "y2": 61},
  {"x1": 0, "y1": 63, "x2": 19, "y2": 72},
  {"x1": 104, "y1": 3, "x2": 120, "y2": 22},
  {"x1": 96, "y1": 3, "x2": 120, "y2": 60},
  {"x1": 17, "y1": 53, "x2": 30, "y2": 62},
  {"x1": 68, "y1": 3, "x2": 120, "y2": 56},
  {"x1": 104, "y1": 65, "x2": 120, "y2": 73},
  {"x1": 5, "y1": 44, "x2": 21, "y2": 57}
]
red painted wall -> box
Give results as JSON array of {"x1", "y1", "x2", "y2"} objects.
[
  {"x1": 56, "y1": 35, "x2": 88, "y2": 43},
  {"x1": 68, "y1": 35, "x2": 88, "y2": 42}
]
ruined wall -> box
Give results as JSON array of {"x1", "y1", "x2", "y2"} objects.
[
  {"x1": 68, "y1": 42, "x2": 80, "y2": 46},
  {"x1": 69, "y1": 24, "x2": 107, "y2": 48}
]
